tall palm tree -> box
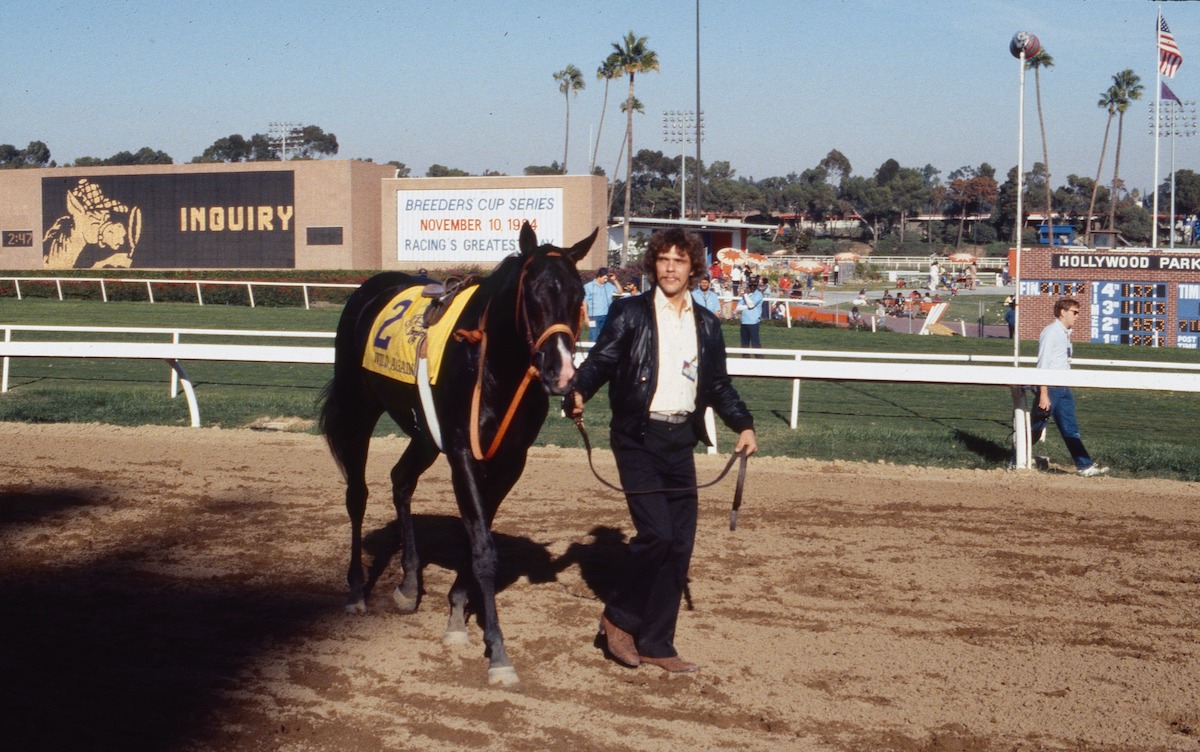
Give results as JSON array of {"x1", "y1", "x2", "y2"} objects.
[
  {"x1": 1108, "y1": 69, "x2": 1144, "y2": 231},
  {"x1": 590, "y1": 55, "x2": 620, "y2": 175},
  {"x1": 610, "y1": 31, "x2": 659, "y2": 264},
  {"x1": 1027, "y1": 50, "x2": 1054, "y2": 235},
  {"x1": 552, "y1": 65, "x2": 584, "y2": 174},
  {"x1": 1085, "y1": 85, "x2": 1120, "y2": 244},
  {"x1": 607, "y1": 96, "x2": 644, "y2": 216}
]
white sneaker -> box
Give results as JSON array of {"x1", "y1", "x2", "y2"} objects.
[{"x1": 1077, "y1": 464, "x2": 1109, "y2": 477}]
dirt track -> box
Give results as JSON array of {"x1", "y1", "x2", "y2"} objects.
[{"x1": 1, "y1": 422, "x2": 1198, "y2": 751}]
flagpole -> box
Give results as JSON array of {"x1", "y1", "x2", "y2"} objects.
[{"x1": 1154, "y1": 5, "x2": 1164, "y2": 249}]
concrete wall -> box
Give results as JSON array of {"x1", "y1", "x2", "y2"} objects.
[{"x1": 0, "y1": 160, "x2": 393, "y2": 270}]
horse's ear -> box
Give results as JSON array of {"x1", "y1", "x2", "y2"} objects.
[
  {"x1": 519, "y1": 222, "x2": 537, "y2": 256},
  {"x1": 566, "y1": 227, "x2": 600, "y2": 266}
]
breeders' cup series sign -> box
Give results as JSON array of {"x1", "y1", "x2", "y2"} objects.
[{"x1": 396, "y1": 188, "x2": 563, "y2": 262}]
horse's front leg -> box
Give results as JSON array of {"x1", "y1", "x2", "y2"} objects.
[{"x1": 446, "y1": 450, "x2": 518, "y2": 687}]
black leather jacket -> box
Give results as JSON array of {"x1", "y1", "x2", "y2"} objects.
[{"x1": 571, "y1": 289, "x2": 754, "y2": 444}]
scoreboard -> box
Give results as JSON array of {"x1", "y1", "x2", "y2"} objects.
[
  {"x1": 1179, "y1": 283, "x2": 1200, "y2": 349},
  {"x1": 1090, "y1": 281, "x2": 1168, "y2": 346},
  {"x1": 1014, "y1": 249, "x2": 1200, "y2": 349}
]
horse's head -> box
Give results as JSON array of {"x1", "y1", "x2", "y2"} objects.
[{"x1": 515, "y1": 222, "x2": 596, "y2": 395}]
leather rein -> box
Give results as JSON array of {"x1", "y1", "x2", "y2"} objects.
[
  {"x1": 454, "y1": 251, "x2": 577, "y2": 462},
  {"x1": 571, "y1": 417, "x2": 750, "y2": 532}
]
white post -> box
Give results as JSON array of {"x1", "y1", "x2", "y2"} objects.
[
  {"x1": 247, "y1": 283, "x2": 256, "y2": 308},
  {"x1": 100, "y1": 278, "x2": 108, "y2": 303},
  {"x1": 56, "y1": 279, "x2": 63, "y2": 301},
  {"x1": 2, "y1": 327, "x2": 10, "y2": 393},
  {"x1": 1009, "y1": 32, "x2": 1035, "y2": 470},
  {"x1": 1153, "y1": 8, "x2": 1164, "y2": 249},
  {"x1": 704, "y1": 406, "x2": 717, "y2": 455},
  {"x1": 195, "y1": 281, "x2": 204, "y2": 306},
  {"x1": 146, "y1": 281, "x2": 154, "y2": 303},
  {"x1": 170, "y1": 331, "x2": 180, "y2": 397},
  {"x1": 1011, "y1": 386, "x2": 1032, "y2": 469},
  {"x1": 790, "y1": 353, "x2": 801, "y2": 430}
]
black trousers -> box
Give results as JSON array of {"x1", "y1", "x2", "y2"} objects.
[{"x1": 605, "y1": 419, "x2": 698, "y2": 659}]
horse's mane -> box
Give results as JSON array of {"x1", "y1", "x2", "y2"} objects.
[{"x1": 468, "y1": 250, "x2": 535, "y2": 331}]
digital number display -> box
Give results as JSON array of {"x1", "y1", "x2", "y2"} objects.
[
  {"x1": 1091, "y1": 281, "x2": 1167, "y2": 346},
  {"x1": 1037, "y1": 281, "x2": 1087, "y2": 296}
]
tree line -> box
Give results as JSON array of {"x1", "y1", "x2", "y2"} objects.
[{"x1": 2, "y1": 45, "x2": 1187, "y2": 253}]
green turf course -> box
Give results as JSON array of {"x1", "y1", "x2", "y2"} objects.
[{"x1": 2, "y1": 296, "x2": 1199, "y2": 480}]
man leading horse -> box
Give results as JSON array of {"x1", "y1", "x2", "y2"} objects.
[{"x1": 566, "y1": 227, "x2": 758, "y2": 674}]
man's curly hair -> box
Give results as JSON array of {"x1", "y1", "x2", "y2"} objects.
[{"x1": 641, "y1": 228, "x2": 707, "y2": 291}]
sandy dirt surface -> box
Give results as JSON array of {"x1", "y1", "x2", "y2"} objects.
[{"x1": 1, "y1": 422, "x2": 1198, "y2": 751}]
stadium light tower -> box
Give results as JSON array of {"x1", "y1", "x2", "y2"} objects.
[
  {"x1": 662, "y1": 110, "x2": 703, "y2": 220},
  {"x1": 1149, "y1": 97, "x2": 1198, "y2": 249},
  {"x1": 268, "y1": 121, "x2": 301, "y2": 160}
]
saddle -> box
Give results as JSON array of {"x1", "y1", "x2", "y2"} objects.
[{"x1": 423, "y1": 275, "x2": 482, "y2": 328}]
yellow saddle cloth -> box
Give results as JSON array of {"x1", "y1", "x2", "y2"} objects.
[{"x1": 362, "y1": 285, "x2": 479, "y2": 384}]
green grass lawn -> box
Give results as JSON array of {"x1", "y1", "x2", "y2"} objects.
[{"x1": 3, "y1": 297, "x2": 1200, "y2": 480}]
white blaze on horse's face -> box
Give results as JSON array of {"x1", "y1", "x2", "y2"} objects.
[{"x1": 551, "y1": 336, "x2": 576, "y2": 393}]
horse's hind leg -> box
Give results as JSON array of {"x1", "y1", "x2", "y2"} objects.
[
  {"x1": 337, "y1": 414, "x2": 379, "y2": 614},
  {"x1": 443, "y1": 574, "x2": 471, "y2": 646},
  {"x1": 390, "y1": 437, "x2": 439, "y2": 613}
]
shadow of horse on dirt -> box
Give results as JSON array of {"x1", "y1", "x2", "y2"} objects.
[{"x1": 360, "y1": 516, "x2": 632, "y2": 610}]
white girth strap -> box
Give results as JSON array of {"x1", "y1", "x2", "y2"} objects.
[{"x1": 416, "y1": 339, "x2": 444, "y2": 452}]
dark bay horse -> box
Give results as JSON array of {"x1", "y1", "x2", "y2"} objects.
[{"x1": 319, "y1": 222, "x2": 594, "y2": 686}]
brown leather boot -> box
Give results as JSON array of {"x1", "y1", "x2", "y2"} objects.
[
  {"x1": 597, "y1": 614, "x2": 640, "y2": 668},
  {"x1": 639, "y1": 654, "x2": 699, "y2": 674}
]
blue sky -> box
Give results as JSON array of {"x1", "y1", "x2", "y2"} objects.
[{"x1": 5, "y1": 0, "x2": 1197, "y2": 196}]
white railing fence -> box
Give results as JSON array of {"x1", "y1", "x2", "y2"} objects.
[
  {"x1": 5, "y1": 327, "x2": 1200, "y2": 469},
  {"x1": 0, "y1": 276, "x2": 359, "y2": 309}
]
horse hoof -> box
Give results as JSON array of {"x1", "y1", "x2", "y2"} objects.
[
  {"x1": 442, "y1": 629, "x2": 470, "y2": 646},
  {"x1": 345, "y1": 599, "x2": 367, "y2": 615},
  {"x1": 488, "y1": 666, "x2": 519, "y2": 687},
  {"x1": 392, "y1": 588, "x2": 418, "y2": 613}
]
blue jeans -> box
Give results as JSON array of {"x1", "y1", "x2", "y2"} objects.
[
  {"x1": 740, "y1": 323, "x2": 762, "y2": 357},
  {"x1": 1032, "y1": 386, "x2": 1094, "y2": 470},
  {"x1": 589, "y1": 314, "x2": 607, "y2": 342}
]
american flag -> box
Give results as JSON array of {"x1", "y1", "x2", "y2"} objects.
[{"x1": 1159, "y1": 15, "x2": 1182, "y2": 78}]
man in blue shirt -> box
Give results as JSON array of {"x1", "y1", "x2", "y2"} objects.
[
  {"x1": 583, "y1": 267, "x2": 619, "y2": 340},
  {"x1": 690, "y1": 276, "x2": 721, "y2": 315},
  {"x1": 736, "y1": 276, "x2": 765, "y2": 356}
]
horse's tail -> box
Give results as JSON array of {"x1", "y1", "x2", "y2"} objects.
[{"x1": 318, "y1": 272, "x2": 415, "y2": 478}]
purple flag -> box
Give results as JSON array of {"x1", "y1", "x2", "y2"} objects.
[{"x1": 1162, "y1": 81, "x2": 1182, "y2": 104}]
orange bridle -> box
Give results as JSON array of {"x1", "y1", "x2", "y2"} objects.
[{"x1": 455, "y1": 251, "x2": 578, "y2": 461}]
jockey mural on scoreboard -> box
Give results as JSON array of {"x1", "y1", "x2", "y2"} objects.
[{"x1": 41, "y1": 171, "x2": 296, "y2": 269}]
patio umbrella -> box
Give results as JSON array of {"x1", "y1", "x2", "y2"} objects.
[
  {"x1": 746, "y1": 252, "x2": 768, "y2": 267},
  {"x1": 789, "y1": 259, "x2": 826, "y2": 273},
  {"x1": 833, "y1": 251, "x2": 861, "y2": 262},
  {"x1": 947, "y1": 251, "x2": 977, "y2": 263},
  {"x1": 716, "y1": 247, "x2": 744, "y2": 265}
]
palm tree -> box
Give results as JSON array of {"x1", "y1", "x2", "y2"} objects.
[
  {"x1": 552, "y1": 65, "x2": 584, "y2": 174},
  {"x1": 1027, "y1": 50, "x2": 1054, "y2": 236},
  {"x1": 590, "y1": 55, "x2": 620, "y2": 174},
  {"x1": 608, "y1": 96, "x2": 644, "y2": 216},
  {"x1": 609, "y1": 31, "x2": 659, "y2": 264},
  {"x1": 1085, "y1": 85, "x2": 1120, "y2": 244},
  {"x1": 1107, "y1": 69, "x2": 1144, "y2": 231}
]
